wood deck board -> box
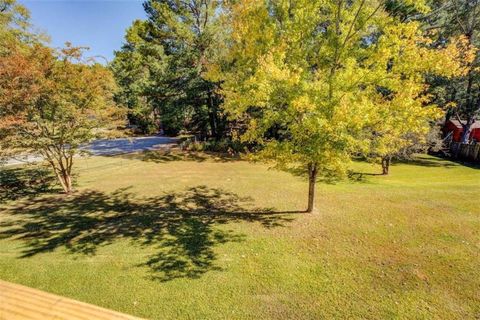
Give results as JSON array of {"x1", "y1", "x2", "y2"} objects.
[
  {"x1": 1, "y1": 283, "x2": 119, "y2": 319},
  {"x1": 0, "y1": 280, "x2": 143, "y2": 320}
]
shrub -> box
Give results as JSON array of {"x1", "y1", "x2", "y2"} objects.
[{"x1": 180, "y1": 138, "x2": 246, "y2": 154}]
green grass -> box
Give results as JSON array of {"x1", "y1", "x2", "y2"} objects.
[{"x1": 0, "y1": 152, "x2": 479, "y2": 319}]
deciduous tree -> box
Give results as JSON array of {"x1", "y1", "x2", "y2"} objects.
[
  {"x1": 0, "y1": 44, "x2": 121, "y2": 193},
  {"x1": 219, "y1": 0, "x2": 460, "y2": 212}
]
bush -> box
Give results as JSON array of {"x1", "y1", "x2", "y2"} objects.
[{"x1": 180, "y1": 138, "x2": 246, "y2": 154}]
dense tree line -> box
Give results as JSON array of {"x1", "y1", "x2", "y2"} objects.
[
  {"x1": 385, "y1": 0, "x2": 480, "y2": 143},
  {"x1": 426, "y1": 0, "x2": 480, "y2": 143},
  {"x1": 112, "y1": 0, "x2": 471, "y2": 210},
  {"x1": 111, "y1": 0, "x2": 228, "y2": 138}
]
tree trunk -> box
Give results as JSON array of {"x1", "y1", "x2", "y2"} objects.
[
  {"x1": 53, "y1": 169, "x2": 73, "y2": 194},
  {"x1": 208, "y1": 111, "x2": 217, "y2": 139},
  {"x1": 459, "y1": 46, "x2": 477, "y2": 144},
  {"x1": 48, "y1": 160, "x2": 73, "y2": 194},
  {"x1": 43, "y1": 149, "x2": 75, "y2": 194},
  {"x1": 381, "y1": 156, "x2": 391, "y2": 175},
  {"x1": 63, "y1": 173, "x2": 73, "y2": 194},
  {"x1": 307, "y1": 163, "x2": 318, "y2": 213},
  {"x1": 207, "y1": 90, "x2": 218, "y2": 140},
  {"x1": 460, "y1": 117, "x2": 475, "y2": 144}
]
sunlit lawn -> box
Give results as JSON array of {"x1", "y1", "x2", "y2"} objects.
[{"x1": 0, "y1": 152, "x2": 479, "y2": 319}]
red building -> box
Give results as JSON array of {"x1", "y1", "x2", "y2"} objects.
[{"x1": 443, "y1": 119, "x2": 480, "y2": 142}]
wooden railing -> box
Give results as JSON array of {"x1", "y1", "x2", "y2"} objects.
[{"x1": 450, "y1": 142, "x2": 480, "y2": 162}]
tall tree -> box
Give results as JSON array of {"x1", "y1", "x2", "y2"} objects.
[
  {"x1": 218, "y1": 0, "x2": 460, "y2": 212},
  {"x1": 421, "y1": 0, "x2": 480, "y2": 143},
  {"x1": 112, "y1": 0, "x2": 228, "y2": 138},
  {"x1": 111, "y1": 21, "x2": 166, "y2": 134}
]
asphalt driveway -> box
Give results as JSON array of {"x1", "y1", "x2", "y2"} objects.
[
  {"x1": 87, "y1": 136, "x2": 177, "y2": 156},
  {"x1": 3, "y1": 135, "x2": 178, "y2": 166}
]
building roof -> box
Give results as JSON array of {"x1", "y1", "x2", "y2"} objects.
[{"x1": 447, "y1": 119, "x2": 480, "y2": 129}]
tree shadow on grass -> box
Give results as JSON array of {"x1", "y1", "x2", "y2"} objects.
[
  {"x1": 348, "y1": 155, "x2": 470, "y2": 181},
  {"x1": 0, "y1": 165, "x2": 58, "y2": 203},
  {"x1": 282, "y1": 167, "x2": 343, "y2": 184},
  {"x1": 123, "y1": 150, "x2": 208, "y2": 163},
  {"x1": 393, "y1": 156, "x2": 459, "y2": 168},
  {"x1": 119, "y1": 149, "x2": 240, "y2": 164},
  {"x1": 0, "y1": 186, "x2": 293, "y2": 281},
  {"x1": 346, "y1": 171, "x2": 383, "y2": 182}
]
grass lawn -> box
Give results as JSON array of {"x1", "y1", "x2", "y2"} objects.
[{"x1": 0, "y1": 152, "x2": 479, "y2": 319}]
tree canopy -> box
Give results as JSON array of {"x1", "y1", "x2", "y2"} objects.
[
  {"x1": 424, "y1": 0, "x2": 480, "y2": 143},
  {"x1": 217, "y1": 0, "x2": 461, "y2": 211},
  {"x1": 112, "y1": 0, "x2": 228, "y2": 137}
]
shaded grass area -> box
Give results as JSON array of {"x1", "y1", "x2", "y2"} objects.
[
  {"x1": 1, "y1": 186, "x2": 290, "y2": 282},
  {"x1": 120, "y1": 148, "x2": 240, "y2": 164},
  {"x1": 0, "y1": 165, "x2": 58, "y2": 203},
  {"x1": 0, "y1": 154, "x2": 479, "y2": 319}
]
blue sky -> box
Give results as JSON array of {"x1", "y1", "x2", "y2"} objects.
[{"x1": 20, "y1": 0, "x2": 147, "y2": 63}]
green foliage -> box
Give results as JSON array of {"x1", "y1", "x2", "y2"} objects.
[
  {"x1": 422, "y1": 0, "x2": 480, "y2": 142},
  {"x1": 0, "y1": 0, "x2": 47, "y2": 53},
  {"x1": 112, "y1": 0, "x2": 229, "y2": 137},
  {"x1": 180, "y1": 138, "x2": 245, "y2": 154},
  {"x1": 0, "y1": 0, "x2": 30, "y2": 45},
  {"x1": 110, "y1": 20, "x2": 166, "y2": 134},
  {"x1": 218, "y1": 0, "x2": 460, "y2": 182}
]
